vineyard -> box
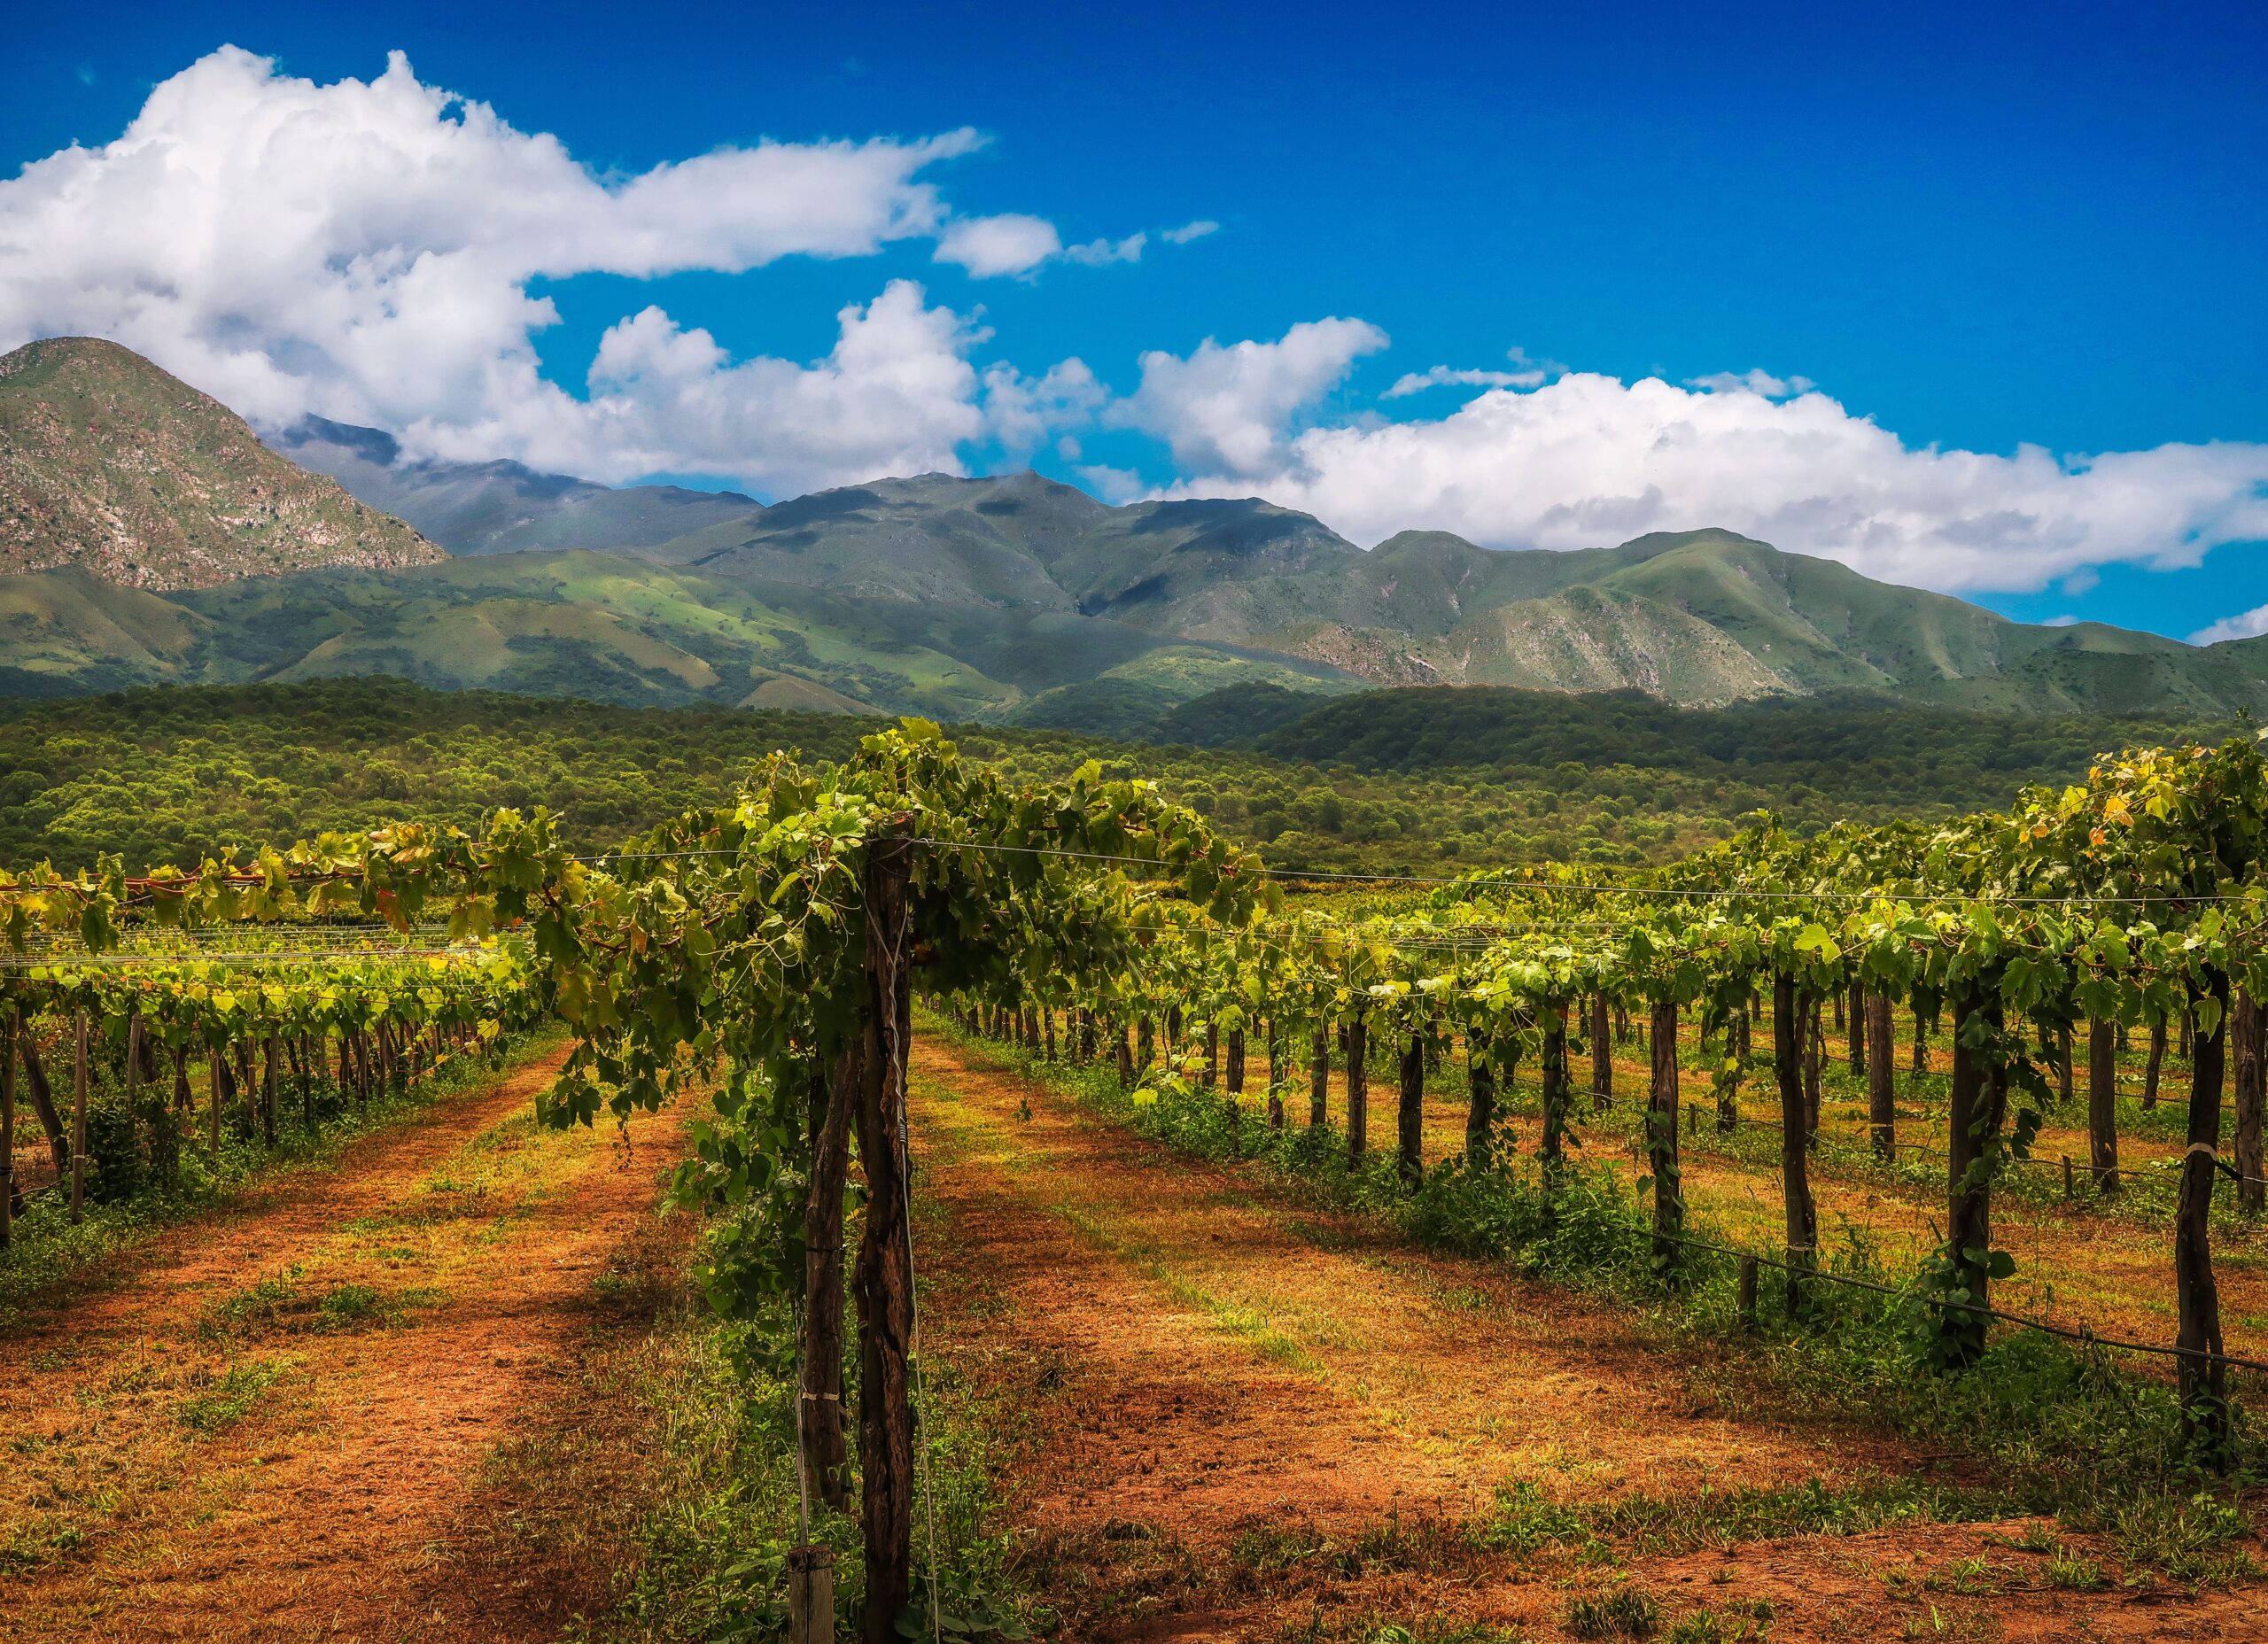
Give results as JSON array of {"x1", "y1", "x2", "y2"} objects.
[{"x1": 7, "y1": 723, "x2": 2268, "y2": 1640}]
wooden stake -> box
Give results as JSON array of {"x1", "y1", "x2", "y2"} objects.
[
  {"x1": 1648, "y1": 999, "x2": 1681, "y2": 1268},
  {"x1": 1, "y1": 1007, "x2": 15, "y2": 1249},
  {"x1": 804, "y1": 1050, "x2": 858, "y2": 1511},
  {"x1": 2233, "y1": 989, "x2": 2264, "y2": 1216},
  {"x1": 2088, "y1": 1016, "x2": 2120, "y2": 1198},
  {"x1": 1866, "y1": 992, "x2": 1895, "y2": 1160},
  {"x1": 852, "y1": 830, "x2": 916, "y2": 1643},
  {"x1": 71, "y1": 1012, "x2": 88, "y2": 1223},
  {"x1": 1465, "y1": 1028, "x2": 1495, "y2": 1167},
  {"x1": 2176, "y1": 972, "x2": 2231, "y2": 1458},
  {"x1": 1590, "y1": 991, "x2": 1612, "y2": 1111},
  {"x1": 1943, "y1": 986, "x2": 2009, "y2": 1368},
  {"x1": 1396, "y1": 1032, "x2": 1425, "y2": 1188},
  {"x1": 788, "y1": 1543, "x2": 836, "y2": 1644},
  {"x1": 1774, "y1": 975, "x2": 1817, "y2": 1316},
  {"x1": 1345, "y1": 1013, "x2": 1368, "y2": 1164}
]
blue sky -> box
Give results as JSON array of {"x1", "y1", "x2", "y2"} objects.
[{"x1": 4, "y1": 1, "x2": 2265, "y2": 638}]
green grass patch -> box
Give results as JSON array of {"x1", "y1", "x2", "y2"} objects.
[{"x1": 175, "y1": 1356, "x2": 291, "y2": 1434}]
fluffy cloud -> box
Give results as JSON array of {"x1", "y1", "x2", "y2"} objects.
[
  {"x1": 2189, "y1": 607, "x2": 2268, "y2": 646},
  {"x1": 981, "y1": 357, "x2": 1107, "y2": 456},
  {"x1": 1686, "y1": 368, "x2": 1817, "y2": 399},
  {"x1": 0, "y1": 46, "x2": 1102, "y2": 492},
  {"x1": 934, "y1": 213, "x2": 1062, "y2": 277},
  {"x1": 398, "y1": 281, "x2": 990, "y2": 493},
  {"x1": 1065, "y1": 232, "x2": 1147, "y2": 266},
  {"x1": 1161, "y1": 220, "x2": 1219, "y2": 244},
  {"x1": 935, "y1": 220, "x2": 1163, "y2": 277},
  {"x1": 1115, "y1": 317, "x2": 1389, "y2": 476},
  {"x1": 1146, "y1": 349, "x2": 2268, "y2": 593},
  {"x1": 1385, "y1": 364, "x2": 1545, "y2": 399}
]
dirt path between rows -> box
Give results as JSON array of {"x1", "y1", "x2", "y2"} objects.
[
  {"x1": 0, "y1": 1039, "x2": 694, "y2": 1642},
  {"x1": 912, "y1": 1032, "x2": 2268, "y2": 1643}
]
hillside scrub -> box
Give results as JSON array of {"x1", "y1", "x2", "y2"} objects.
[{"x1": 0, "y1": 676, "x2": 2214, "y2": 875}]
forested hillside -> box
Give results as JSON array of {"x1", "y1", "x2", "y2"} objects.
[{"x1": 1, "y1": 676, "x2": 2213, "y2": 875}]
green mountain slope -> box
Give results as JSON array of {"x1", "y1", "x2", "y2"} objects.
[
  {"x1": 269, "y1": 416, "x2": 767, "y2": 558},
  {"x1": 0, "y1": 548, "x2": 1356, "y2": 720},
  {"x1": 0, "y1": 339, "x2": 443, "y2": 588},
  {"x1": 9, "y1": 340, "x2": 2268, "y2": 725}
]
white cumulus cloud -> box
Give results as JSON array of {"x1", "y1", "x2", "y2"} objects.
[
  {"x1": 1145, "y1": 353, "x2": 2268, "y2": 593},
  {"x1": 1386, "y1": 365, "x2": 1541, "y2": 399},
  {"x1": 981, "y1": 357, "x2": 1107, "y2": 457},
  {"x1": 1686, "y1": 368, "x2": 1818, "y2": 399},
  {"x1": 2189, "y1": 607, "x2": 2268, "y2": 646},
  {"x1": 933, "y1": 213, "x2": 1062, "y2": 277},
  {"x1": 1114, "y1": 317, "x2": 1389, "y2": 477},
  {"x1": 0, "y1": 46, "x2": 1098, "y2": 493}
]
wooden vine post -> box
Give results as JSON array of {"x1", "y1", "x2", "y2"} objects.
[
  {"x1": 1309, "y1": 1027, "x2": 1329, "y2": 1128},
  {"x1": 1938, "y1": 983, "x2": 2013, "y2": 1369},
  {"x1": 2233, "y1": 989, "x2": 2264, "y2": 1216},
  {"x1": 2175, "y1": 970, "x2": 2232, "y2": 1455},
  {"x1": 853, "y1": 828, "x2": 918, "y2": 1642},
  {"x1": 1539, "y1": 1002, "x2": 1570, "y2": 1173},
  {"x1": 1772, "y1": 973, "x2": 1817, "y2": 1314},
  {"x1": 71, "y1": 1012, "x2": 88, "y2": 1222},
  {"x1": 1590, "y1": 991, "x2": 1612, "y2": 1110},
  {"x1": 802, "y1": 1050, "x2": 858, "y2": 1513},
  {"x1": 1866, "y1": 993, "x2": 1895, "y2": 1160},
  {"x1": 1396, "y1": 1028, "x2": 1425, "y2": 1187},
  {"x1": 1344, "y1": 1012, "x2": 1368, "y2": 1165},
  {"x1": 1, "y1": 1006, "x2": 13, "y2": 1249},
  {"x1": 1465, "y1": 1029, "x2": 1495, "y2": 1167},
  {"x1": 1647, "y1": 998, "x2": 1681, "y2": 1269},
  {"x1": 2086, "y1": 1017, "x2": 2119, "y2": 1197}
]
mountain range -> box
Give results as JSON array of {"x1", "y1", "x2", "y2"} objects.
[{"x1": 6, "y1": 335, "x2": 2268, "y2": 730}]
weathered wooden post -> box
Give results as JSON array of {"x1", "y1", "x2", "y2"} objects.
[
  {"x1": 1397, "y1": 1030, "x2": 1425, "y2": 1187},
  {"x1": 1309, "y1": 1026, "x2": 1330, "y2": 1129},
  {"x1": 1590, "y1": 991, "x2": 1612, "y2": 1111},
  {"x1": 72, "y1": 1012, "x2": 89, "y2": 1223},
  {"x1": 804, "y1": 1051, "x2": 858, "y2": 1513},
  {"x1": 1941, "y1": 984, "x2": 2009, "y2": 1368},
  {"x1": 1540, "y1": 1003, "x2": 1570, "y2": 1172},
  {"x1": 1345, "y1": 1012, "x2": 1368, "y2": 1164},
  {"x1": 2088, "y1": 1016, "x2": 2120, "y2": 1198},
  {"x1": 853, "y1": 831, "x2": 916, "y2": 1641},
  {"x1": 2233, "y1": 990, "x2": 2264, "y2": 1216},
  {"x1": 1866, "y1": 992, "x2": 1895, "y2": 1159},
  {"x1": 1801, "y1": 996, "x2": 1823, "y2": 1148},
  {"x1": 1465, "y1": 1028, "x2": 1495, "y2": 1167},
  {"x1": 1, "y1": 1007, "x2": 15, "y2": 1248},
  {"x1": 788, "y1": 1543, "x2": 836, "y2": 1644},
  {"x1": 2143, "y1": 1012, "x2": 2165, "y2": 1108},
  {"x1": 1774, "y1": 974, "x2": 1817, "y2": 1316},
  {"x1": 1648, "y1": 999, "x2": 1682, "y2": 1269},
  {"x1": 2176, "y1": 973, "x2": 2232, "y2": 1457}
]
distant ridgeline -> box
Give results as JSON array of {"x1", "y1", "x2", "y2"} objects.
[{"x1": 7, "y1": 336, "x2": 2268, "y2": 728}]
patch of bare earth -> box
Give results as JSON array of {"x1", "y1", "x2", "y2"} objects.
[
  {"x1": 913, "y1": 1032, "x2": 2268, "y2": 1642},
  {"x1": 0, "y1": 1041, "x2": 695, "y2": 1642}
]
